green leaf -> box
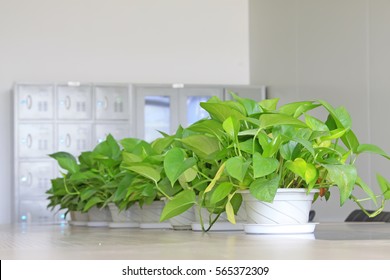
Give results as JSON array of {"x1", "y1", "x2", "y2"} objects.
[
  {"x1": 187, "y1": 119, "x2": 224, "y2": 138},
  {"x1": 261, "y1": 134, "x2": 282, "y2": 158},
  {"x1": 80, "y1": 188, "x2": 98, "y2": 201},
  {"x1": 260, "y1": 113, "x2": 307, "y2": 130},
  {"x1": 222, "y1": 116, "x2": 240, "y2": 139},
  {"x1": 324, "y1": 164, "x2": 357, "y2": 205},
  {"x1": 355, "y1": 177, "x2": 377, "y2": 206},
  {"x1": 225, "y1": 157, "x2": 250, "y2": 182},
  {"x1": 253, "y1": 153, "x2": 279, "y2": 178},
  {"x1": 259, "y1": 98, "x2": 279, "y2": 111},
  {"x1": 120, "y1": 138, "x2": 142, "y2": 153},
  {"x1": 285, "y1": 158, "x2": 306, "y2": 179},
  {"x1": 356, "y1": 144, "x2": 390, "y2": 160},
  {"x1": 49, "y1": 152, "x2": 79, "y2": 174},
  {"x1": 164, "y1": 147, "x2": 197, "y2": 186},
  {"x1": 160, "y1": 190, "x2": 196, "y2": 221},
  {"x1": 341, "y1": 130, "x2": 360, "y2": 152},
  {"x1": 231, "y1": 92, "x2": 262, "y2": 116},
  {"x1": 123, "y1": 165, "x2": 161, "y2": 183},
  {"x1": 249, "y1": 176, "x2": 280, "y2": 203},
  {"x1": 305, "y1": 114, "x2": 329, "y2": 132},
  {"x1": 122, "y1": 151, "x2": 142, "y2": 164},
  {"x1": 180, "y1": 135, "x2": 221, "y2": 159},
  {"x1": 320, "y1": 128, "x2": 348, "y2": 141},
  {"x1": 305, "y1": 163, "x2": 318, "y2": 189},
  {"x1": 225, "y1": 197, "x2": 236, "y2": 224},
  {"x1": 334, "y1": 106, "x2": 352, "y2": 129},
  {"x1": 178, "y1": 167, "x2": 198, "y2": 184},
  {"x1": 204, "y1": 163, "x2": 226, "y2": 194},
  {"x1": 210, "y1": 182, "x2": 233, "y2": 205},
  {"x1": 200, "y1": 102, "x2": 245, "y2": 123},
  {"x1": 151, "y1": 135, "x2": 174, "y2": 154},
  {"x1": 377, "y1": 174, "x2": 390, "y2": 200},
  {"x1": 69, "y1": 171, "x2": 103, "y2": 183},
  {"x1": 113, "y1": 174, "x2": 135, "y2": 201},
  {"x1": 279, "y1": 101, "x2": 317, "y2": 116},
  {"x1": 83, "y1": 197, "x2": 104, "y2": 212}
]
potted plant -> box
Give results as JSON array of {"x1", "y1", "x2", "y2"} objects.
[
  {"x1": 47, "y1": 134, "x2": 123, "y2": 227},
  {"x1": 113, "y1": 137, "x2": 176, "y2": 229},
  {"x1": 159, "y1": 93, "x2": 390, "y2": 233}
]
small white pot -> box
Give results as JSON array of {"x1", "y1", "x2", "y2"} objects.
[
  {"x1": 169, "y1": 207, "x2": 195, "y2": 230},
  {"x1": 87, "y1": 206, "x2": 112, "y2": 227},
  {"x1": 69, "y1": 211, "x2": 89, "y2": 226},
  {"x1": 108, "y1": 203, "x2": 140, "y2": 228},
  {"x1": 242, "y1": 189, "x2": 318, "y2": 234},
  {"x1": 140, "y1": 200, "x2": 172, "y2": 229}
]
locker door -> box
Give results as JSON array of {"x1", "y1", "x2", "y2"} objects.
[
  {"x1": 18, "y1": 124, "x2": 54, "y2": 158},
  {"x1": 57, "y1": 124, "x2": 92, "y2": 156},
  {"x1": 178, "y1": 88, "x2": 224, "y2": 127},
  {"x1": 95, "y1": 85, "x2": 130, "y2": 120},
  {"x1": 16, "y1": 84, "x2": 54, "y2": 119},
  {"x1": 19, "y1": 199, "x2": 65, "y2": 224},
  {"x1": 57, "y1": 84, "x2": 92, "y2": 119},
  {"x1": 135, "y1": 87, "x2": 177, "y2": 141},
  {"x1": 18, "y1": 161, "x2": 54, "y2": 198},
  {"x1": 94, "y1": 123, "x2": 131, "y2": 143}
]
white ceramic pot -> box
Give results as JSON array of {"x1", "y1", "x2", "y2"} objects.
[
  {"x1": 87, "y1": 206, "x2": 112, "y2": 227},
  {"x1": 139, "y1": 200, "x2": 172, "y2": 229},
  {"x1": 69, "y1": 211, "x2": 89, "y2": 226},
  {"x1": 169, "y1": 207, "x2": 195, "y2": 230},
  {"x1": 108, "y1": 203, "x2": 140, "y2": 228},
  {"x1": 241, "y1": 189, "x2": 318, "y2": 234}
]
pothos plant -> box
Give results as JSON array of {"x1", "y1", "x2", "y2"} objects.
[
  {"x1": 47, "y1": 134, "x2": 123, "y2": 215},
  {"x1": 159, "y1": 93, "x2": 390, "y2": 230}
]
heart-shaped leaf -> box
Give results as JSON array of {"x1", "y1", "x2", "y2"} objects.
[
  {"x1": 225, "y1": 156, "x2": 250, "y2": 182},
  {"x1": 160, "y1": 190, "x2": 196, "y2": 221},
  {"x1": 253, "y1": 153, "x2": 279, "y2": 178},
  {"x1": 164, "y1": 148, "x2": 197, "y2": 186}
]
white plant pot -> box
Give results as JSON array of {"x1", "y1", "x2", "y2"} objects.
[
  {"x1": 108, "y1": 203, "x2": 140, "y2": 228},
  {"x1": 140, "y1": 200, "x2": 172, "y2": 229},
  {"x1": 242, "y1": 189, "x2": 318, "y2": 234},
  {"x1": 192, "y1": 206, "x2": 247, "y2": 231},
  {"x1": 87, "y1": 206, "x2": 112, "y2": 227},
  {"x1": 170, "y1": 207, "x2": 196, "y2": 230},
  {"x1": 161, "y1": 198, "x2": 195, "y2": 230},
  {"x1": 69, "y1": 211, "x2": 89, "y2": 226}
]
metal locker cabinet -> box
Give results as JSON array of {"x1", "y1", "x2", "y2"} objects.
[
  {"x1": 18, "y1": 123, "x2": 54, "y2": 158},
  {"x1": 19, "y1": 199, "x2": 65, "y2": 224},
  {"x1": 57, "y1": 123, "x2": 92, "y2": 156},
  {"x1": 18, "y1": 161, "x2": 54, "y2": 198},
  {"x1": 94, "y1": 123, "x2": 132, "y2": 143},
  {"x1": 57, "y1": 84, "x2": 92, "y2": 120},
  {"x1": 16, "y1": 84, "x2": 54, "y2": 119},
  {"x1": 95, "y1": 85, "x2": 130, "y2": 120}
]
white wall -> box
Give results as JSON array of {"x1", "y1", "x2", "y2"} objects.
[
  {"x1": 0, "y1": 0, "x2": 249, "y2": 224},
  {"x1": 250, "y1": 0, "x2": 390, "y2": 221}
]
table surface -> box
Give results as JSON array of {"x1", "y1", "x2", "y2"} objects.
[{"x1": 1, "y1": 222, "x2": 390, "y2": 260}]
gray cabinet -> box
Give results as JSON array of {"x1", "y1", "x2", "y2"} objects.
[{"x1": 13, "y1": 83, "x2": 134, "y2": 224}]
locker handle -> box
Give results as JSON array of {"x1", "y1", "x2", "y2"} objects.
[
  {"x1": 27, "y1": 172, "x2": 33, "y2": 186},
  {"x1": 65, "y1": 96, "x2": 71, "y2": 110},
  {"x1": 26, "y1": 134, "x2": 32, "y2": 148},
  {"x1": 104, "y1": 96, "x2": 109, "y2": 110},
  {"x1": 27, "y1": 95, "x2": 33, "y2": 109},
  {"x1": 65, "y1": 134, "x2": 71, "y2": 147}
]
